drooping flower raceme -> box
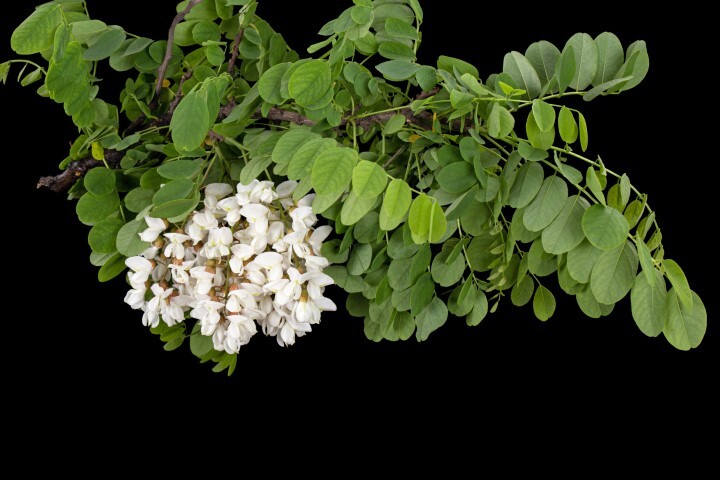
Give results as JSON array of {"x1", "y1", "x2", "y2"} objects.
[{"x1": 123, "y1": 180, "x2": 336, "y2": 354}]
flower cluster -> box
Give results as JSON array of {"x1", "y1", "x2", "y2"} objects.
[{"x1": 124, "y1": 180, "x2": 336, "y2": 353}]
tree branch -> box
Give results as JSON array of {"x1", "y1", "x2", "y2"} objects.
[
  {"x1": 152, "y1": 0, "x2": 204, "y2": 108},
  {"x1": 37, "y1": 150, "x2": 124, "y2": 193},
  {"x1": 227, "y1": 30, "x2": 244, "y2": 75}
]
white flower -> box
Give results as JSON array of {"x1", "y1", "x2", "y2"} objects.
[
  {"x1": 124, "y1": 287, "x2": 146, "y2": 310},
  {"x1": 126, "y1": 256, "x2": 153, "y2": 289},
  {"x1": 224, "y1": 314, "x2": 257, "y2": 353},
  {"x1": 190, "y1": 266, "x2": 216, "y2": 295},
  {"x1": 140, "y1": 217, "x2": 167, "y2": 242},
  {"x1": 164, "y1": 294, "x2": 190, "y2": 326},
  {"x1": 187, "y1": 210, "x2": 217, "y2": 243},
  {"x1": 236, "y1": 180, "x2": 259, "y2": 206},
  {"x1": 250, "y1": 180, "x2": 278, "y2": 204},
  {"x1": 290, "y1": 206, "x2": 316, "y2": 233},
  {"x1": 278, "y1": 315, "x2": 312, "y2": 347},
  {"x1": 229, "y1": 243, "x2": 255, "y2": 274},
  {"x1": 142, "y1": 283, "x2": 173, "y2": 328},
  {"x1": 169, "y1": 260, "x2": 194, "y2": 284},
  {"x1": 217, "y1": 197, "x2": 242, "y2": 225},
  {"x1": 294, "y1": 300, "x2": 320, "y2": 324},
  {"x1": 240, "y1": 203, "x2": 269, "y2": 233},
  {"x1": 204, "y1": 227, "x2": 233, "y2": 258},
  {"x1": 163, "y1": 232, "x2": 191, "y2": 259},
  {"x1": 191, "y1": 299, "x2": 226, "y2": 336},
  {"x1": 309, "y1": 226, "x2": 332, "y2": 255}
]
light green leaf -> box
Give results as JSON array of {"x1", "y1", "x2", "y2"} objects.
[
  {"x1": 591, "y1": 241, "x2": 638, "y2": 305},
  {"x1": 663, "y1": 259, "x2": 693, "y2": 309},
  {"x1": 528, "y1": 238, "x2": 557, "y2": 277},
  {"x1": 239, "y1": 156, "x2": 273, "y2": 184},
  {"x1": 567, "y1": 240, "x2": 603, "y2": 283},
  {"x1": 583, "y1": 76, "x2": 633, "y2": 102},
  {"x1": 565, "y1": 33, "x2": 598, "y2": 91},
  {"x1": 431, "y1": 247, "x2": 465, "y2": 287},
  {"x1": 525, "y1": 112, "x2": 555, "y2": 150},
  {"x1": 488, "y1": 104, "x2": 515, "y2": 138},
  {"x1": 150, "y1": 197, "x2": 199, "y2": 219},
  {"x1": 376, "y1": 60, "x2": 420, "y2": 81},
  {"x1": 612, "y1": 41, "x2": 649, "y2": 92},
  {"x1": 636, "y1": 236, "x2": 656, "y2": 286},
  {"x1": 385, "y1": 311, "x2": 415, "y2": 341},
  {"x1": 11, "y1": 4, "x2": 62, "y2": 54},
  {"x1": 410, "y1": 272, "x2": 435, "y2": 316},
  {"x1": 541, "y1": 195, "x2": 589, "y2": 255},
  {"x1": 511, "y1": 276, "x2": 535, "y2": 307},
  {"x1": 171, "y1": 91, "x2": 210, "y2": 152},
  {"x1": 153, "y1": 178, "x2": 194, "y2": 206},
  {"x1": 116, "y1": 218, "x2": 151, "y2": 257},
  {"x1": 663, "y1": 290, "x2": 706, "y2": 351},
  {"x1": 523, "y1": 176, "x2": 568, "y2": 232},
  {"x1": 631, "y1": 270, "x2": 667, "y2": 337},
  {"x1": 384, "y1": 114, "x2": 406, "y2": 135},
  {"x1": 190, "y1": 323, "x2": 213, "y2": 357},
  {"x1": 380, "y1": 179, "x2": 412, "y2": 231},
  {"x1": 576, "y1": 286, "x2": 605, "y2": 319},
  {"x1": 582, "y1": 204, "x2": 629, "y2": 251},
  {"x1": 593, "y1": 32, "x2": 624, "y2": 85},
  {"x1": 124, "y1": 188, "x2": 154, "y2": 213},
  {"x1": 352, "y1": 160, "x2": 387, "y2": 198},
  {"x1": 83, "y1": 27, "x2": 126, "y2": 61},
  {"x1": 415, "y1": 297, "x2": 448, "y2": 342},
  {"x1": 448, "y1": 280, "x2": 477, "y2": 317},
  {"x1": 88, "y1": 217, "x2": 123, "y2": 254},
  {"x1": 437, "y1": 55, "x2": 478, "y2": 78},
  {"x1": 76, "y1": 191, "x2": 120, "y2": 226},
  {"x1": 378, "y1": 41, "x2": 416, "y2": 61},
  {"x1": 340, "y1": 190, "x2": 376, "y2": 226},
  {"x1": 436, "y1": 161, "x2": 475, "y2": 194},
  {"x1": 508, "y1": 161, "x2": 544, "y2": 209},
  {"x1": 503, "y1": 51, "x2": 541, "y2": 99},
  {"x1": 347, "y1": 243, "x2": 372, "y2": 275},
  {"x1": 558, "y1": 106, "x2": 578, "y2": 144},
  {"x1": 287, "y1": 138, "x2": 336, "y2": 180},
  {"x1": 258, "y1": 62, "x2": 291, "y2": 104},
  {"x1": 385, "y1": 17, "x2": 419, "y2": 40},
  {"x1": 533, "y1": 285, "x2": 556, "y2": 321},
  {"x1": 531, "y1": 100, "x2": 556, "y2": 133},
  {"x1": 272, "y1": 128, "x2": 320, "y2": 164},
  {"x1": 525, "y1": 40, "x2": 561, "y2": 87},
  {"x1": 288, "y1": 59, "x2": 331, "y2": 107},
  {"x1": 578, "y1": 112, "x2": 589, "y2": 151},
  {"x1": 312, "y1": 147, "x2": 357, "y2": 195},
  {"x1": 46, "y1": 39, "x2": 94, "y2": 128},
  {"x1": 408, "y1": 194, "x2": 447, "y2": 244},
  {"x1": 157, "y1": 160, "x2": 201, "y2": 180}
]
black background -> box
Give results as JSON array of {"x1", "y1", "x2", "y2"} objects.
[{"x1": 1, "y1": 2, "x2": 715, "y2": 406}]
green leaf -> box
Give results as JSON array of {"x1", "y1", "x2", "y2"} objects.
[
  {"x1": 385, "y1": 17, "x2": 419, "y2": 40},
  {"x1": 531, "y1": 100, "x2": 556, "y2": 133},
  {"x1": 116, "y1": 218, "x2": 151, "y2": 257},
  {"x1": 466, "y1": 290, "x2": 488, "y2": 326},
  {"x1": 585, "y1": 167, "x2": 605, "y2": 205},
  {"x1": 624, "y1": 199, "x2": 645, "y2": 229},
  {"x1": 523, "y1": 176, "x2": 568, "y2": 232},
  {"x1": 239, "y1": 156, "x2": 273, "y2": 184},
  {"x1": 11, "y1": 4, "x2": 62, "y2": 54},
  {"x1": 576, "y1": 286, "x2": 604, "y2": 319},
  {"x1": 619, "y1": 174, "x2": 632, "y2": 207},
  {"x1": 287, "y1": 138, "x2": 336, "y2": 180},
  {"x1": 593, "y1": 32, "x2": 624, "y2": 85},
  {"x1": 582, "y1": 204, "x2": 629, "y2": 251},
  {"x1": 312, "y1": 147, "x2": 357, "y2": 195},
  {"x1": 258, "y1": 62, "x2": 291, "y2": 104},
  {"x1": 511, "y1": 276, "x2": 535, "y2": 307},
  {"x1": 385, "y1": 311, "x2": 415, "y2": 341},
  {"x1": 448, "y1": 280, "x2": 477, "y2": 317},
  {"x1": 567, "y1": 240, "x2": 603, "y2": 284},
  {"x1": 288, "y1": 60, "x2": 331, "y2": 108},
  {"x1": 528, "y1": 238, "x2": 557, "y2": 277},
  {"x1": 46, "y1": 38, "x2": 94, "y2": 128},
  {"x1": 578, "y1": 112, "x2": 589, "y2": 151},
  {"x1": 376, "y1": 60, "x2": 420, "y2": 81},
  {"x1": 84, "y1": 27, "x2": 127, "y2": 61},
  {"x1": 380, "y1": 179, "x2": 412, "y2": 231},
  {"x1": 431, "y1": 248, "x2": 466, "y2": 287},
  {"x1": 378, "y1": 41, "x2": 416, "y2": 61},
  {"x1": 541, "y1": 195, "x2": 589, "y2": 255},
  {"x1": 508, "y1": 162, "x2": 544, "y2": 209},
  {"x1": 631, "y1": 270, "x2": 667, "y2": 338},
  {"x1": 612, "y1": 41, "x2": 649, "y2": 92},
  {"x1": 525, "y1": 112, "x2": 555, "y2": 150},
  {"x1": 190, "y1": 323, "x2": 213, "y2": 357},
  {"x1": 437, "y1": 55, "x2": 478, "y2": 78},
  {"x1": 663, "y1": 290, "x2": 706, "y2": 351},
  {"x1": 410, "y1": 272, "x2": 435, "y2": 316},
  {"x1": 436, "y1": 161, "x2": 475, "y2": 194},
  {"x1": 347, "y1": 243, "x2": 372, "y2": 275},
  {"x1": 415, "y1": 65, "x2": 438, "y2": 91},
  {"x1": 663, "y1": 259, "x2": 693, "y2": 309},
  {"x1": 636, "y1": 236, "x2": 656, "y2": 286},
  {"x1": 558, "y1": 106, "x2": 578, "y2": 144},
  {"x1": 408, "y1": 194, "x2": 447, "y2": 244},
  {"x1": 272, "y1": 128, "x2": 320, "y2": 164},
  {"x1": 384, "y1": 114, "x2": 406, "y2": 135},
  {"x1": 503, "y1": 51, "x2": 541, "y2": 99},
  {"x1": 487, "y1": 104, "x2": 515, "y2": 138},
  {"x1": 124, "y1": 187, "x2": 154, "y2": 213},
  {"x1": 583, "y1": 76, "x2": 633, "y2": 102},
  {"x1": 533, "y1": 285, "x2": 556, "y2": 321},
  {"x1": 98, "y1": 253, "x2": 127, "y2": 282},
  {"x1": 150, "y1": 197, "x2": 199, "y2": 219},
  {"x1": 88, "y1": 217, "x2": 123, "y2": 254},
  {"x1": 591, "y1": 241, "x2": 638, "y2": 305},
  {"x1": 565, "y1": 33, "x2": 598, "y2": 91},
  {"x1": 76, "y1": 191, "x2": 120, "y2": 226},
  {"x1": 153, "y1": 178, "x2": 194, "y2": 206},
  {"x1": 171, "y1": 91, "x2": 209, "y2": 152},
  {"x1": 352, "y1": 160, "x2": 388, "y2": 198},
  {"x1": 525, "y1": 40, "x2": 561, "y2": 87},
  {"x1": 84, "y1": 167, "x2": 116, "y2": 196},
  {"x1": 157, "y1": 160, "x2": 201, "y2": 179},
  {"x1": 415, "y1": 297, "x2": 448, "y2": 342},
  {"x1": 555, "y1": 45, "x2": 576, "y2": 94},
  {"x1": 340, "y1": 190, "x2": 376, "y2": 226}
]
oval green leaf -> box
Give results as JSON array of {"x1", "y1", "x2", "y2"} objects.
[{"x1": 582, "y1": 204, "x2": 629, "y2": 250}]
